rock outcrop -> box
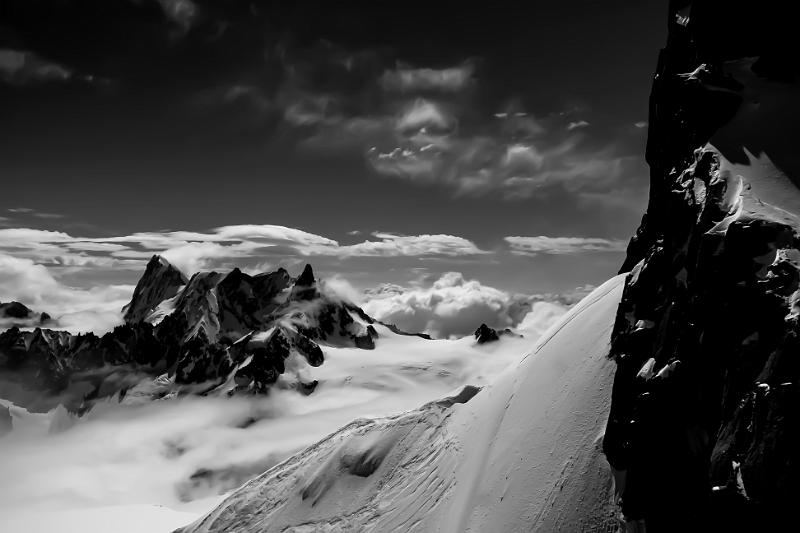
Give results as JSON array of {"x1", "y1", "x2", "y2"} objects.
[
  {"x1": 474, "y1": 323, "x2": 500, "y2": 344},
  {"x1": 0, "y1": 301, "x2": 52, "y2": 328},
  {"x1": 604, "y1": 1, "x2": 800, "y2": 530},
  {"x1": 473, "y1": 323, "x2": 519, "y2": 344}
]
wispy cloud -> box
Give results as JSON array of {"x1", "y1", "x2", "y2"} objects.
[
  {"x1": 504, "y1": 236, "x2": 628, "y2": 255},
  {"x1": 200, "y1": 39, "x2": 641, "y2": 203},
  {"x1": 0, "y1": 49, "x2": 94, "y2": 85},
  {"x1": 308, "y1": 232, "x2": 489, "y2": 258},
  {"x1": 7, "y1": 207, "x2": 65, "y2": 219},
  {"x1": 567, "y1": 120, "x2": 590, "y2": 131},
  {"x1": 0, "y1": 225, "x2": 488, "y2": 278},
  {"x1": 380, "y1": 62, "x2": 475, "y2": 92}
]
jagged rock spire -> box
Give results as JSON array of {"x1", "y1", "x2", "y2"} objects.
[
  {"x1": 291, "y1": 264, "x2": 318, "y2": 301},
  {"x1": 122, "y1": 255, "x2": 188, "y2": 323}
]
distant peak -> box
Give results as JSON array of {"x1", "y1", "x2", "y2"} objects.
[{"x1": 296, "y1": 264, "x2": 315, "y2": 287}]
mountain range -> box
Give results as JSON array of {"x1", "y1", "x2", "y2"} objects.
[{"x1": 0, "y1": 257, "x2": 391, "y2": 414}]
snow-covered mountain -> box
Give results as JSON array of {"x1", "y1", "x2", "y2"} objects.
[{"x1": 0, "y1": 258, "x2": 384, "y2": 413}]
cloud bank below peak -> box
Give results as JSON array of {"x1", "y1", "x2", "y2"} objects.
[{"x1": 362, "y1": 271, "x2": 582, "y2": 339}]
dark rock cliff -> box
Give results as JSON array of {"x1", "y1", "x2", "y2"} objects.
[{"x1": 604, "y1": 1, "x2": 800, "y2": 531}]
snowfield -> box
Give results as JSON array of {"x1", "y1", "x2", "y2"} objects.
[
  {"x1": 0, "y1": 301, "x2": 570, "y2": 533},
  {"x1": 180, "y1": 275, "x2": 625, "y2": 533}
]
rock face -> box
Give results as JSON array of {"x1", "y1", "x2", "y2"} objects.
[
  {"x1": 604, "y1": 1, "x2": 800, "y2": 530},
  {"x1": 0, "y1": 259, "x2": 382, "y2": 413},
  {"x1": 122, "y1": 255, "x2": 188, "y2": 323}
]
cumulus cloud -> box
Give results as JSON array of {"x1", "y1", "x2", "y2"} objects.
[
  {"x1": 362, "y1": 271, "x2": 567, "y2": 339},
  {"x1": 504, "y1": 236, "x2": 628, "y2": 255}
]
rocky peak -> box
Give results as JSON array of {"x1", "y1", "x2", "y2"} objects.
[
  {"x1": 474, "y1": 324, "x2": 500, "y2": 344},
  {"x1": 291, "y1": 264, "x2": 318, "y2": 301},
  {"x1": 122, "y1": 254, "x2": 188, "y2": 323}
]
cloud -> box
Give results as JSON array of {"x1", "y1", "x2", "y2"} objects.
[
  {"x1": 504, "y1": 236, "x2": 628, "y2": 255},
  {"x1": 566, "y1": 120, "x2": 590, "y2": 131},
  {"x1": 308, "y1": 232, "x2": 488, "y2": 258},
  {"x1": 0, "y1": 225, "x2": 487, "y2": 287},
  {"x1": 0, "y1": 252, "x2": 131, "y2": 333},
  {"x1": 380, "y1": 63, "x2": 475, "y2": 92},
  {"x1": 362, "y1": 271, "x2": 566, "y2": 339},
  {"x1": 7, "y1": 207, "x2": 64, "y2": 219},
  {"x1": 395, "y1": 99, "x2": 457, "y2": 134},
  {"x1": 0, "y1": 49, "x2": 93, "y2": 85},
  {"x1": 366, "y1": 103, "x2": 632, "y2": 199},
  {"x1": 200, "y1": 36, "x2": 639, "y2": 204},
  {"x1": 157, "y1": 0, "x2": 200, "y2": 33}
]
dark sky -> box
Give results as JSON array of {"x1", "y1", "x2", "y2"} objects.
[{"x1": 0, "y1": 0, "x2": 667, "y2": 295}]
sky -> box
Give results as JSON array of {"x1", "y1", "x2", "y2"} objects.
[{"x1": 0, "y1": 0, "x2": 667, "y2": 329}]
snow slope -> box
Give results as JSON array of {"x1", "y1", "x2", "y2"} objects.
[{"x1": 180, "y1": 274, "x2": 625, "y2": 533}]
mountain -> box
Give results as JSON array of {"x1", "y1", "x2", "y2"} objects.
[
  {"x1": 0, "y1": 260, "x2": 381, "y2": 414},
  {"x1": 179, "y1": 1, "x2": 800, "y2": 531}
]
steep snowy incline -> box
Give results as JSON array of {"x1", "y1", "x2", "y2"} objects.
[{"x1": 179, "y1": 274, "x2": 625, "y2": 533}]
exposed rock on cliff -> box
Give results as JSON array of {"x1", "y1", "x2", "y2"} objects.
[{"x1": 605, "y1": 1, "x2": 800, "y2": 530}]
